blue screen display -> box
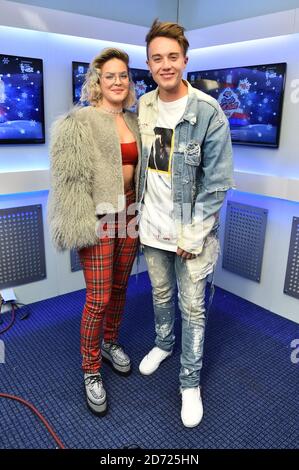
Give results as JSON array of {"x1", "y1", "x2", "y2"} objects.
[
  {"x1": 72, "y1": 61, "x2": 89, "y2": 105},
  {"x1": 72, "y1": 62, "x2": 157, "y2": 106},
  {"x1": 0, "y1": 54, "x2": 45, "y2": 144},
  {"x1": 130, "y1": 67, "x2": 157, "y2": 99},
  {"x1": 187, "y1": 63, "x2": 286, "y2": 147}
]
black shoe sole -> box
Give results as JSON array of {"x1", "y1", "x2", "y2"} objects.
[
  {"x1": 102, "y1": 355, "x2": 132, "y2": 377},
  {"x1": 86, "y1": 398, "x2": 108, "y2": 417}
]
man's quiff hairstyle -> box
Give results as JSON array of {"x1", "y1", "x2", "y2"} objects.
[{"x1": 145, "y1": 19, "x2": 189, "y2": 58}]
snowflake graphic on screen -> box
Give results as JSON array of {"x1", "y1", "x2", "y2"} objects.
[
  {"x1": 22, "y1": 74, "x2": 29, "y2": 81},
  {"x1": 21, "y1": 92, "x2": 28, "y2": 99},
  {"x1": 237, "y1": 78, "x2": 251, "y2": 95},
  {"x1": 135, "y1": 80, "x2": 147, "y2": 98},
  {"x1": 18, "y1": 112, "x2": 24, "y2": 118},
  {"x1": 30, "y1": 120, "x2": 36, "y2": 126},
  {"x1": 2, "y1": 57, "x2": 9, "y2": 65}
]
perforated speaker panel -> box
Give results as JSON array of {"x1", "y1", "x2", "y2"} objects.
[
  {"x1": 222, "y1": 201, "x2": 268, "y2": 282},
  {"x1": 284, "y1": 216, "x2": 299, "y2": 300},
  {"x1": 70, "y1": 249, "x2": 82, "y2": 272},
  {"x1": 0, "y1": 204, "x2": 46, "y2": 289}
]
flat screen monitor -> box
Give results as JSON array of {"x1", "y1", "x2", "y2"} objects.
[
  {"x1": 130, "y1": 67, "x2": 157, "y2": 99},
  {"x1": 72, "y1": 61, "x2": 89, "y2": 105},
  {"x1": 187, "y1": 63, "x2": 286, "y2": 147},
  {"x1": 0, "y1": 54, "x2": 45, "y2": 144},
  {"x1": 72, "y1": 62, "x2": 157, "y2": 106}
]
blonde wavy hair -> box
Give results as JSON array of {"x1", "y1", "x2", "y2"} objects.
[{"x1": 80, "y1": 48, "x2": 136, "y2": 108}]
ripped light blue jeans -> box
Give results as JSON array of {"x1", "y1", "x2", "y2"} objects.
[{"x1": 143, "y1": 235, "x2": 219, "y2": 389}]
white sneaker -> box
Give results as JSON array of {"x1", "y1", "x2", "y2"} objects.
[
  {"x1": 181, "y1": 387, "x2": 203, "y2": 428},
  {"x1": 139, "y1": 346, "x2": 172, "y2": 375}
]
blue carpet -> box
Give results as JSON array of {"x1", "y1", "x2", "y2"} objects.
[{"x1": 0, "y1": 271, "x2": 298, "y2": 449}]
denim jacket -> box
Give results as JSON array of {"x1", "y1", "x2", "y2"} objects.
[{"x1": 137, "y1": 80, "x2": 234, "y2": 255}]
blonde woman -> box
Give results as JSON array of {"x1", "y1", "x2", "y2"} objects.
[{"x1": 48, "y1": 48, "x2": 141, "y2": 416}]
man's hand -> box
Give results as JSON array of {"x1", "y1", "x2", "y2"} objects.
[{"x1": 176, "y1": 247, "x2": 197, "y2": 259}]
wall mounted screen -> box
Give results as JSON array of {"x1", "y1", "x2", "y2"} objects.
[
  {"x1": 187, "y1": 63, "x2": 286, "y2": 147},
  {"x1": 72, "y1": 62, "x2": 157, "y2": 105},
  {"x1": 0, "y1": 54, "x2": 45, "y2": 144},
  {"x1": 72, "y1": 61, "x2": 89, "y2": 105},
  {"x1": 130, "y1": 67, "x2": 157, "y2": 99}
]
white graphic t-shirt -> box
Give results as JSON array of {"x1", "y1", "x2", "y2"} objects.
[{"x1": 139, "y1": 94, "x2": 188, "y2": 251}]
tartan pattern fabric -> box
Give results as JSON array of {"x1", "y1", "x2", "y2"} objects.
[{"x1": 78, "y1": 190, "x2": 138, "y2": 373}]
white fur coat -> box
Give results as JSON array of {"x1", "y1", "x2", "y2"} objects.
[{"x1": 48, "y1": 106, "x2": 141, "y2": 250}]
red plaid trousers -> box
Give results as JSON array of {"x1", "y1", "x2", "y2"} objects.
[{"x1": 78, "y1": 190, "x2": 138, "y2": 373}]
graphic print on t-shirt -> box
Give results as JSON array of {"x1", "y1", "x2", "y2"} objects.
[{"x1": 148, "y1": 127, "x2": 173, "y2": 173}]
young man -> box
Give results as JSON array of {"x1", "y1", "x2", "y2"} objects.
[{"x1": 137, "y1": 19, "x2": 234, "y2": 428}]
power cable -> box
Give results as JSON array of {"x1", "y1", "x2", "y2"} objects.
[
  {"x1": 0, "y1": 393, "x2": 66, "y2": 449},
  {"x1": 0, "y1": 298, "x2": 30, "y2": 335}
]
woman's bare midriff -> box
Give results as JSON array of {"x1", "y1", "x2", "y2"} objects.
[{"x1": 123, "y1": 164, "x2": 135, "y2": 193}]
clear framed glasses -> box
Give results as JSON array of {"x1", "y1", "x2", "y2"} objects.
[{"x1": 100, "y1": 72, "x2": 129, "y2": 84}]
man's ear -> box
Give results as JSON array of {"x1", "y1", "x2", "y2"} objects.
[
  {"x1": 146, "y1": 59, "x2": 152, "y2": 75},
  {"x1": 184, "y1": 56, "x2": 189, "y2": 66}
]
